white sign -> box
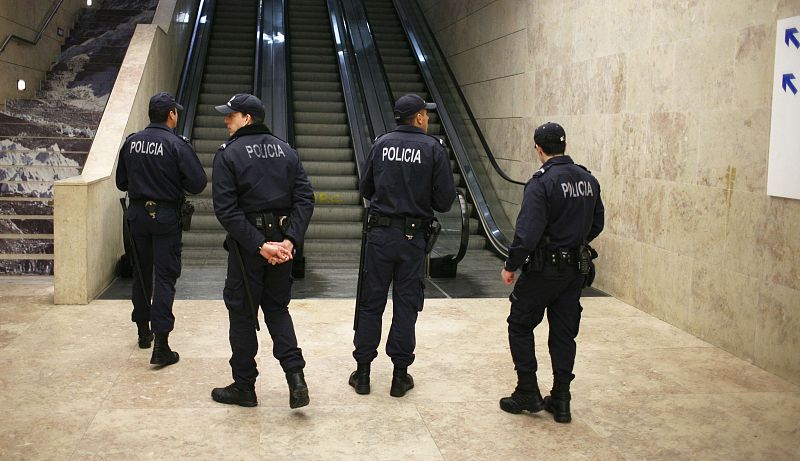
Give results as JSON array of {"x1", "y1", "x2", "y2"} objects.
[{"x1": 768, "y1": 16, "x2": 800, "y2": 200}]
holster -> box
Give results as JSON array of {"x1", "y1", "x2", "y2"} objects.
[
  {"x1": 130, "y1": 198, "x2": 180, "y2": 220},
  {"x1": 522, "y1": 235, "x2": 550, "y2": 273},
  {"x1": 180, "y1": 200, "x2": 195, "y2": 231},
  {"x1": 424, "y1": 218, "x2": 441, "y2": 253},
  {"x1": 580, "y1": 244, "x2": 599, "y2": 287}
]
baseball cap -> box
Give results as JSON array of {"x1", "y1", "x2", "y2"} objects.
[
  {"x1": 534, "y1": 122, "x2": 566, "y2": 153},
  {"x1": 215, "y1": 93, "x2": 266, "y2": 120},
  {"x1": 149, "y1": 92, "x2": 183, "y2": 112},
  {"x1": 394, "y1": 93, "x2": 436, "y2": 120}
]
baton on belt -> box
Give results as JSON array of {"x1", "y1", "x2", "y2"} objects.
[
  {"x1": 119, "y1": 198, "x2": 151, "y2": 309},
  {"x1": 228, "y1": 234, "x2": 260, "y2": 331},
  {"x1": 353, "y1": 210, "x2": 369, "y2": 331}
]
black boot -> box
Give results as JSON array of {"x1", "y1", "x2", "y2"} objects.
[
  {"x1": 136, "y1": 322, "x2": 153, "y2": 349},
  {"x1": 348, "y1": 362, "x2": 370, "y2": 395},
  {"x1": 544, "y1": 380, "x2": 571, "y2": 423},
  {"x1": 211, "y1": 383, "x2": 258, "y2": 407},
  {"x1": 286, "y1": 369, "x2": 310, "y2": 409},
  {"x1": 390, "y1": 367, "x2": 414, "y2": 398},
  {"x1": 150, "y1": 332, "x2": 179, "y2": 367},
  {"x1": 499, "y1": 372, "x2": 545, "y2": 414}
]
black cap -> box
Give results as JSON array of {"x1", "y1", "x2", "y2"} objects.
[
  {"x1": 215, "y1": 93, "x2": 266, "y2": 120},
  {"x1": 394, "y1": 93, "x2": 436, "y2": 120},
  {"x1": 149, "y1": 92, "x2": 183, "y2": 112},
  {"x1": 534, "y1": 122, "x2": 566, "y2": 153}
]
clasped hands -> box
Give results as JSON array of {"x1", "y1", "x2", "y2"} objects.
[{"x1": 259, "y1": 239, "x2": 294, "y2": 265}]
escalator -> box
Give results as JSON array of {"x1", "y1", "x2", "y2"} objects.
[
  {"x1": 179, "y1": 0, "x2": 260, "y2": 266},
  {"x1": 363, "y1": 0, "x2": 496, "y2": 258},
  {"x1": 362, "y1": 0, "x2": 524, "y2": 263},
  {"x1": 286, "y1": 0, "x2": 363, "y2": 268}
]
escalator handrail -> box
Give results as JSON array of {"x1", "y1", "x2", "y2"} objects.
[
  {"x1": 326, "y1": 0, "x2": 373, "y2": 185},
  {"x1": 344, "y1": 0, "x2": 470, "y2": 265},
  {"x1": 256, "y1": 0, "x2": 291, "y2": 141},
  {"x1": 403, "y1": 1, "x2": 525, "y2": 188},
  {"x1": 175, "y1": 0, "x2": 215, "y2": 138},
  {"x1": 339, "y1": 0, "x2": 395, "y2": 138},
  {"x1": 253, "y1": 0, "x2": 265, "y2": 98},
  {"x1": 453, "y1": 189, "x2": 470, "y2": 263},
  {"x1": 391, "y1": 0, "x2": 513, "y2": 256}
]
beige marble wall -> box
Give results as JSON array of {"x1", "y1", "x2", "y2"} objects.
[
  {"x1": 54, "y1": 0, "x2": 197, "y2": 304},
  {"x1": 0, "y1": 0, "x2": 87, "y2": 108},
  {"x1": 422, "y1": 0, "x2": 800, "y2": 385}
]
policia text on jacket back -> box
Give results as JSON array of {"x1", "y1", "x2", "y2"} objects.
[
  {"x1": 115, "y1": 92, "x2": 207, "y2": 367},
  {"x1": 349, "y1": 94, "x2": 457, "y2": 398},
  {"x1": 499, "y1": 122, "x2": 604, "y2": 423},
  {"x1": 209, "y1": 94, "x2": 314, "y2": 409}
]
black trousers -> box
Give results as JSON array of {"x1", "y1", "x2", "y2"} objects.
[
  {"x1": 353, "y1": 226, "x2": 426, "y2": 368},
  {"x1": 507, "y1": 265, "x2": 584, "y2": 383},
  {"x1": 128, "y1": 206, "x2": 182, "y2": 334},
  {"x1": 223, "y1": 237, "x2": 305, "y2": 389}
]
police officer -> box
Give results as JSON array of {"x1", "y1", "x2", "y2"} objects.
[
  {"x1": 115, "y1": 92, "x2": 207, "y2": 366},
  {"x1": 210, "y1": 93, "x2": 314, "y2": 409},
  {"x1": 349, "y1": 94, "x2": 456, "y2": 397},
  {"x1": 499, "y1": 122, "x2": 604, "y2": 423}
]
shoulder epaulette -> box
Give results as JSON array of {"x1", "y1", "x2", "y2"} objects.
[
  {"x1": 427, "y1": 134, "x2": 446, "y2": 147},
  {"x1": 178, "y1": 135, "x2": 191, "y2": 143},
  {"x1": 218, "y1": 136, "x2": 239, "y2": 151},
  {"x1": 575, "y1": 163, "x2": 591, "y2": 173},
  {"x1": 373, "y1": 132, "x2": 388, "y2": 143},
  {"x1": 125, "y1": 132, "x2": 136, "y2": 140},
  {"x1": 532, "y1": 162, "x2": 556, "y2": 179},
  {"x1": 270, "y1": 133, "x2": 289, "y2": 144}
]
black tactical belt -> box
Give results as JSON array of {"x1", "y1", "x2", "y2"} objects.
[
  {"x1": 245, "y1": 211, "x2": 290, "y2": 233},
  {"x1": 543, "y1": 249, "x2": 577, "y2": 266},
  {"x1": 367, "y1": 213, "x2": 428, "y2": 240}
]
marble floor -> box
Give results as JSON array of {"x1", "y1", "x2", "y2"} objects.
[{"x1": 1, "y1": 277, "x2": 799, "y2": 460}]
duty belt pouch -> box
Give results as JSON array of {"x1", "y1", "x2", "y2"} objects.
[
  {"x1": 403, "y1": 218, "x2": 422, "y2": 240},
  {"x1": 424, "y1": 218, "x2": 441, "y2": 253},
  {"x1": 557, "y1": 249, "x2": 571, "y2": 271},
  {"x1": 144, "y1": 200, "x2": 158, "y2": 219},
  {"x1": 254, "y1": 213, "x2": 288, "y2": 240},
  {"x1": 577, "y1": 244, "x2": 592, "y2": 275},
  {"x1": 180, "y1": 200, "x2": 195, "y2": 231},
  {"x1": 582, "y1": 245, "x2": 599, "y2": 287}
]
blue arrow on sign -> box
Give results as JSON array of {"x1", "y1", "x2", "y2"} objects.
[
  {"x1": 787, "y1": 27, "x2": 800, "y2": 48},
  {"x1": 783, "y1": 73, "x2": 797, "y2": 94}
]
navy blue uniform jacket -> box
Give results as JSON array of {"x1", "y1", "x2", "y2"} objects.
[
  {"x1": 360, "y1": 125, "x2": 456, "y2": 217},
  {"x1": 505, "y1": 155, "x2": 604, "y2": 271},
  {"x1": 212, "y1": 124, "x2": 314, "y2": 253},
  {"x1": 115, "y1": 123, "x2": 207, "y2": 199}
]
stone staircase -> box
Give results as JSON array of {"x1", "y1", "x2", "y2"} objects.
[{"x1": 0, "y1": 0, "x2": 158, "y2": 275}]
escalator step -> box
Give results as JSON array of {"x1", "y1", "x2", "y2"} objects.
[
  {"x1": 302, "y1": 161, "x2": 357, "y2": 175},
  {"x1": 292, "y1": 80, "x2": 341, "y2": 92},
  {"x1": 297, "y1": 148, "x2": 353, "y2": 161},
  {"x1": 293, "y1": 100, "x2": 345, "y2": 112},
  {"x1": 294, "y1": 122, "x2": 349, "y2": 136},
  {"x1": 292, "y1": 90, "x2": 343, "y2": 102},
  {"x1": 295, "y1": 135, "x2": 351, "y2": 148},
  {"x1": 293, "y1": 111, "x2": 347, "y2": 124}
]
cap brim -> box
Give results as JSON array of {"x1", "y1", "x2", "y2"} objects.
[
  {"x1": 424, "y1": 102, "x2": 436, "y2": 111},
  {"x1": 214, "y1": 104, "x2": 235, "y2": 114},
  {"x1": 174, "y1": 102, "x2": 184, "y2": 111}
]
